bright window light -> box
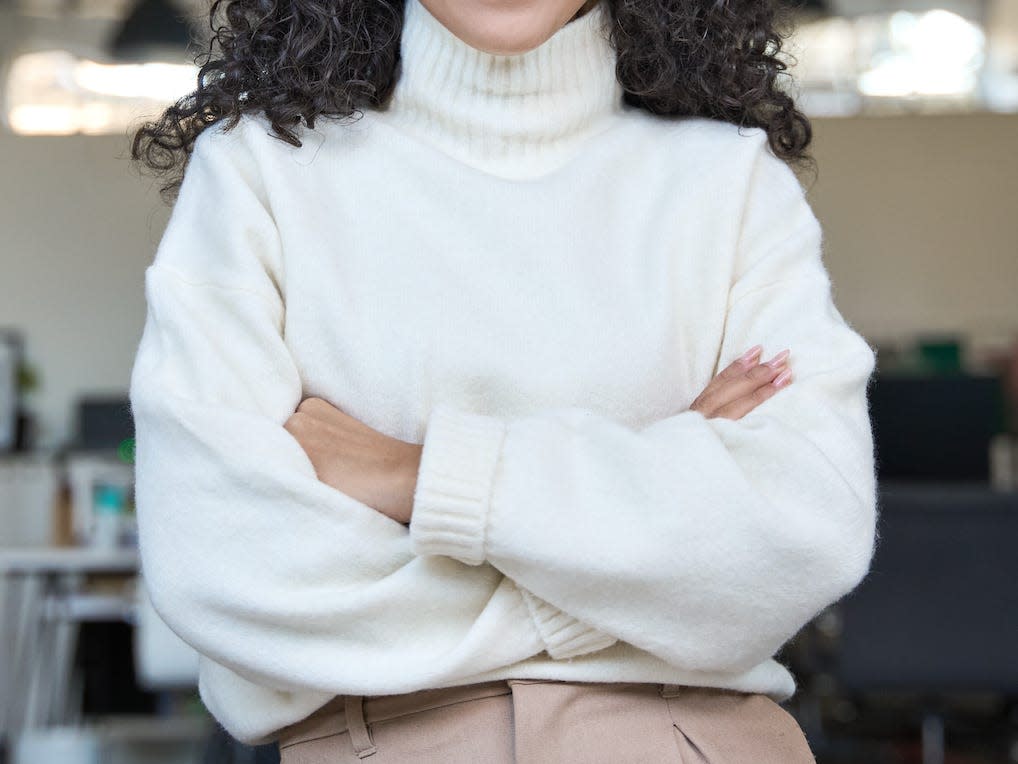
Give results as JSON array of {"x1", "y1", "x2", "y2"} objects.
[
  {"x1": 73, "y1": 60, "x2": 199, "y2": 100},
  {"x1": 3, "y1": 49, "x2": 199, "y2": 135},
  {"x1": 858, "y1": 10, "x2": 985, "y2": 97},
  {"x1": 787, "y1": 7, "x2": 1005, "y2": 116}
]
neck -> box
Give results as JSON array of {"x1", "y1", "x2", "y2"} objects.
[{"x1": 374, "y1": 0, "x2": 625, "y2": 179}]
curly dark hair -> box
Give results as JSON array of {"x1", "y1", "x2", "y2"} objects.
[{"x1": 131, "y1": 0, "x2": 815, "y2": 203}]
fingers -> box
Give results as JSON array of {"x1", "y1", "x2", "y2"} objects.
[
  {"x1": 712, "y1": 367, "x2": 792, "y2": 420},
  {"x1": 719, "y1": 349, "x2": 790, "y2": 400},
  {"x1": 691, "y1": 347, "x2": 794, "y2": 420},
  {"x1": 713, "y1": 344, "x2": 763, "y2": 382},
  {"x1": 694, "y1": 347, "x2": 786, "y2": 409}
]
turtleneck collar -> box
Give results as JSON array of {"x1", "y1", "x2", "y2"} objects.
[{"x1": 373, "y1": 0, "x2": 625, "y2": 179}]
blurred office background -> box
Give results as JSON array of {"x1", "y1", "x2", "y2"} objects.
[{"x1": 1, "y1": 0, "x2": 1017, "y2": 761}]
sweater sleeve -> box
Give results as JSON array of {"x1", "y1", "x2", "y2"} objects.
[
  {"x1": 408, "y1": 136, "x2": 879, "y2": 676},
  {"x1": 128, "y1": 120, "x2": 616, "y2": 702}
]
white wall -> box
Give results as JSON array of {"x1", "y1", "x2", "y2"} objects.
[
  {"x1": 0, "y1": 131, "x2": 168, "y2": 448},
  {"x1": 806, "y1": 112, "x2": 1018, "y2": 349},
  {"x1": 1, "y1": 112, "x2": 1016, "y2": 448}
]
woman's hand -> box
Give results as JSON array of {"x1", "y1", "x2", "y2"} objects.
[
  {"x1": 690, "y1": 345, "x2": 793, "y2": 420},
  {"x1": 283, "y1": 397, "x2": 423, "y2": 525}
]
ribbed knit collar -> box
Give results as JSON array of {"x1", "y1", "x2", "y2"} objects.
[{"x1": 375, "y1": 0, "x2": 625, "y2": 179}]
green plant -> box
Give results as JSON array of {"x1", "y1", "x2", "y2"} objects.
[{"x1": 16, "y1": 362, "x2": 39, "y2": 393}]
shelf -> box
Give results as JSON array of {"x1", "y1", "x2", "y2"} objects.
[
  {"x1": 0, "y1": 546, "x2": 139, "y2": 574},
  {"x1": 86, "y1": 714, "x2": 215, "y2": 743}
]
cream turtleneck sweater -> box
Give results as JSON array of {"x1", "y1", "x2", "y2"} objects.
[
  {"x1": 378, "y1": 0, "x2": 623, "y2": 177},
  {"x1": 129, "y1": 0, "x2": 878, "y2": 746}
]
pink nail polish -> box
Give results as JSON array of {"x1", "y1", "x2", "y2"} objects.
[
  {"x1": 738, "y1": 345, "x2": 763, "y2": 364},
  {"x1": 765, "y1": 348, "x2": 790, "y2": 367},
  {"x1": 772, "y1": 368, "x2": 793, "y2": 387}
]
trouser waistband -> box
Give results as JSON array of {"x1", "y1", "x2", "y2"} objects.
[
  {"x1": 276, "y1": 679, "x2": 515, "y2": 751},
  {"x1": 276, "y1": 679, "x2": 686, "y2": 755}
]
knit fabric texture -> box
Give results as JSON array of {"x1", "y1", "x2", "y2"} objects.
[{"x1": 129, "y1": 0, "x2": 878, "y2": 745}]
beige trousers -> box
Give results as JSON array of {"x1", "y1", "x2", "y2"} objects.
[{"x1": 275, "y1": 679, "x2": 816, "y2": 763}]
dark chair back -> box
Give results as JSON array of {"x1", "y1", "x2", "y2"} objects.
[{"x1": 834, "y1": 482, "x2": 1018, "y2": 692}]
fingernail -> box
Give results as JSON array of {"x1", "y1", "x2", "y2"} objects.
[
  {"x1": 772, "y1": 368, "x2": 793, "y2": 387},
  {"x1": 738, "y1": 345, "x2": 763, "y2": 364},
  {"x1": 765, "y1": 349, "x2": 790, "y2": 367}
]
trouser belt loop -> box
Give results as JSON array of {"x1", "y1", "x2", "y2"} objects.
[
  {"x1": 344, "y1": 695, "x2": 377, "y2": 758},
  {"x1": 659, "y1": 683, "x2": 684, "y2": 698}
]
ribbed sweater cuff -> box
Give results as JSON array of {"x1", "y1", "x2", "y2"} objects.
[
  {"x1": 518, "y1": 587, "x2": 619, "y2": 660},
  {"x1": 409, "y1": 404, "x2": 507, "y2": 566}
]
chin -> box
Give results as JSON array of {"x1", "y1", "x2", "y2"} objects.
[
  {"x1": 471, "y1": 32, "x2": 551, "y2": 56},
  {"x1": 426, "y1": 1, "x2": 573, "y2": 55}
]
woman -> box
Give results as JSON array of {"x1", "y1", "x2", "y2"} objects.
[{"x1": 128, "y1": 0, "x2": 877, "y2": 761}]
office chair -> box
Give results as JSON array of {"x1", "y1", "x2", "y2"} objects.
[{"x1": 830, "y1": 482, "x2": 1018, "y2": 764}]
